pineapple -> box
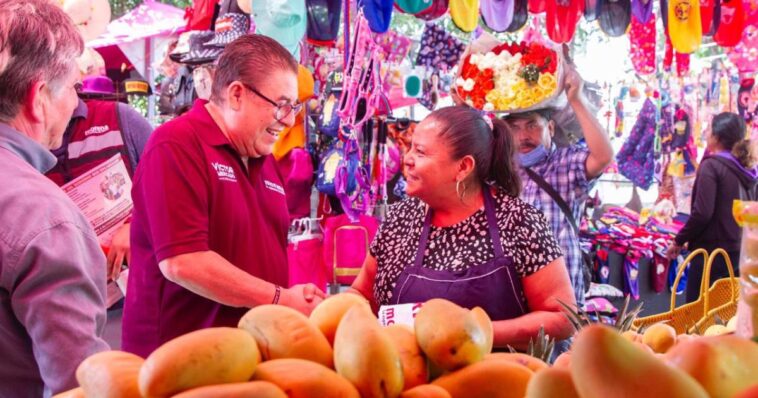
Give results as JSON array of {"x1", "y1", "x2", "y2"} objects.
[
  {"x1": 506, "y1": 326, "x2": 555, "y2": 364},
  {"x1": 559, "y1": 295, "x2": 643, "y2": 333}
]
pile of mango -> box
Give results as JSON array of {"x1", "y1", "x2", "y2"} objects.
[{"x1": 56, "y1": 295, "x2": 758, "y2": 398}]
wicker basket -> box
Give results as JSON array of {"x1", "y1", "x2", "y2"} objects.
[
  {"x1": 690, "y1": 249, "x2": 739, "y2": 333},
  {"x1": 634, "y1": 249, "x2": 707, "y2": 333},
  {"x1": 634, "y1": 248, "x2": 739, "y2": 334}
]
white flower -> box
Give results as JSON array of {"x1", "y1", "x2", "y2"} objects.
[
  {"x1": 463, "y1": 78, "x2": 475, "y2": 92},
  {"x1": 470, "y1": 53, "x2": 481, "y2": 66},
  {"x1": 465, "y1": 99, "x2": 474, "y2": 107},
  {"x1": 483, "y1": 102, "x2": 495, "y2": 112},
  {"x1": 456, "y1": 77, "x2": 467, "y2": 87}
]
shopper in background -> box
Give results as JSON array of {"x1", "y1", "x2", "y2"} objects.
[
  {"x1": 0, "y1": 0, "x2": 109, "y2": 395},
  {"x1": 46, "y1": 76, "x2": 154, "y2": 284},
  {"x1": 503, "y1": 65, "x2": 614, "y2": 307},
  {"x1": 667, "y1": 112, "x2": 755, "y2": 302},
  {"x1": 123, "y1": 34, "x2": 325, "y2": 357},
  {"x1": 351, "y1": 106, "x2": 576, "y2": 350}
]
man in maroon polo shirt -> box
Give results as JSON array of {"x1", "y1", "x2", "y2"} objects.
[{"x1": 122, "y1": 34, "x2": 325, "y2": 357}]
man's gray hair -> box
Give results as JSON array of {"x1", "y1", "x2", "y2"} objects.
[{"x1": 0, "y1": 0, "x2": 84, "y2": 121}]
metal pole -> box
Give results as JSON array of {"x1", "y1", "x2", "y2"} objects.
[
  {"x1": 343, "y1": 0, "x2": 350, "y2": 69},
  {"x1": 145, "y1": 37, "x2": 155, "y2": 124}
]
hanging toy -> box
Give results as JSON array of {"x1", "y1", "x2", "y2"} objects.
[
  {"x1": 614, "y1": 87, "x2": 628, "y2": 138},
  {"x1": 719, "y1": 73, "x2": 731, "y2": 112}
]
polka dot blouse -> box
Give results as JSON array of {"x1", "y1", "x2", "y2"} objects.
[{"x1": 370, "y1": 187, "x2": 563, "y2": 306}]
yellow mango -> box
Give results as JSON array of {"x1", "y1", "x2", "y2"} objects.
[
  {"x1": 525, "y1": 367, "x2": 580, "y2": 398},
  {"x1": 642, "y1": 323, "x2": 677, "y2": 353},
  {"x1": 470, "y1": 307, "x2": 493, "y2": 354},
  {"x1": 238, "y1": 304, "x2": 333, "y2": 367},
  {"x1": 252, "y1": 358, "x2": 360, "y2": 398},
  {"x1": 727, "y1": 316, "x2": 738, "y2": 332},
  {"x1": 76, "y1": 350, "x2": 143, "y2": 398},
  {"x1": 665, "y1": 334, "x2": 758, "y2": 398},
  {"x1": 310, "y1": 293, "x2": 371, "y2": 345},
  {"x1": 484, "y1": 353, "x2": 548, "y2": 373},
  {"x1": 384, "y1": 324, "x2": 428, "y2": 390},
  {"x1": 400, "y1": 384, "x2": 452, "y2": 398},
  {"x1": 171, "y1": 381, "x2": 287, "y2": 398},
  {"x1": 571, "y1": 324, "x2": 708, "y2": 398},
  {"x1": 552, "y1": 352, "x2": 571, "y2": 369},
  {"x1": 334, "y1": 305, "x2": 404, "y2": 398},
  {"x1": 414, "y1": 299, "x2": 488, "y2": 371},
  {"x1": 139, "y1": 327, "x2": 260, "y2": 397},
  {"x1": 431, "y1": 359, "x2": 533, "y2": 398},
  {"x1": 734, "y1": 384, "x2": 758, "y2": 398},
  {"x1": 52, "y1": 387, "x2": 84, "y2": 398},
  {"x1": 703, "y1": 324, "x2": 730, "y2": 336},
  {"x1": 621, "y1": 330, "x2": 643, "y2": 343}
]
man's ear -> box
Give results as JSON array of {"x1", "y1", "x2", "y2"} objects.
[
  {"x1": 25, "y1": 81, "x2": 47, "y2": 124},
  {"x1": 547, "y1": 119, "x2": 556, "y2": 138},
  {"x1": 226, "y1": 83, "x2": 245, "y2": 111}
]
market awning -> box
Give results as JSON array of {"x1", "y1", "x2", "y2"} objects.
[{"x1": 87, "y1": 0, "x2": 185, "y2": 49}]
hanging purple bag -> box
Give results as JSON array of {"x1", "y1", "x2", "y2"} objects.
[{"x1": 616, "y1": 98, "x2": 657, "y2": 189}]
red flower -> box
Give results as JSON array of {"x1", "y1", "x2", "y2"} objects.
[{"x1": 520, "y1": 43, "x2": 557, "y2": 74}]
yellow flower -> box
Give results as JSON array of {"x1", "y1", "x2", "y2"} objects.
[{"x1": 538, "y1": 73, "x2": 557, "y2": 91}]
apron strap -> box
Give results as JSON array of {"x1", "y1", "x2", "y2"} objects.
[
  {"x1": 413, "y1": 207, "x2": 434, "y2": 268},
  {"x1": 482, "y1": 187, "x2": 505, "y2": 258},
  {"x1": 412, "y1": 186, "x2": 504, "y2": 268}
]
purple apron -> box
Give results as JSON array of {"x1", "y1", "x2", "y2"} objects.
[{"x1": 391, "y1": 188, "x2": 528, "y2": 320}]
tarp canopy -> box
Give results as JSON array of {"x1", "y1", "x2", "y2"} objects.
[{"x1": 87, "y1": 0, "x2": 185, "y2": 49}]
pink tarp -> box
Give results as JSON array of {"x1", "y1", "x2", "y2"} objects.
[{"x1": 87, "y1": 0, "x2": 185, "y2": 48}]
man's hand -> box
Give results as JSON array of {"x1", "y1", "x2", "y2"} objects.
[
  {"x1": 279, "y1": 283, "x2": 326, "y2": 315},
  {"x1": 107, "y1": 222, "x2": 131, "y2": 281},
  {"x1": 563, "y1": 64, "x2": 585, "y2": 105}
]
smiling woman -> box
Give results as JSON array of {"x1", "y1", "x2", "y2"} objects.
[{"x1": 350, "y1": 105, "x2": 576, "y2": 350}]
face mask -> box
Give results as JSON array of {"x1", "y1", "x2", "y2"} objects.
[{"x1": 518, "y1": 144, "x2": 549, "y2": 167}]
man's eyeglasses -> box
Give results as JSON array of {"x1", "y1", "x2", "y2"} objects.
[{"x1": 240, "y1": 82, "x2": 303, "y2": 122}]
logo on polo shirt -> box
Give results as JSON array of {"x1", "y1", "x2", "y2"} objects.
[
  {"x1": 212, "y1": 162, "x2": 237, "y2": 182},
  {"x1": 84, "y1": 125, "x2": 110, "y2": 137},
  {"x1": 264, "y1": 180, "x2": 285, "y2": 195}
]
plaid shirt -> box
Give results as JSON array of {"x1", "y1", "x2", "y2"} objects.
[{"x1": 518, "y1": 144, "x2": 595, "y2": 304}]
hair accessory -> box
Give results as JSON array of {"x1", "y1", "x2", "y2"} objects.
[{"x1": 482, "y1": 112, "x2": 494, "y2": 130}]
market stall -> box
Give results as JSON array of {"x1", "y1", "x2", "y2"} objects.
[{"x1": 24, "y1": 0, "x2": 758, "y2": 396}]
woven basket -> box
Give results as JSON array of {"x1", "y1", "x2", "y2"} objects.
[
  {"x1": 689, "y1": 249, "x2": 739, "y2": 333},
  {"x1": 634, "y1": 249, "x2": 707, "y2": 333},
  {"x1": 634, "y1": 248, "x2": 739, "y2": 334}
]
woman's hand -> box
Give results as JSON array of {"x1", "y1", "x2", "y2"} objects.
[{"x1": 665, "y1": 243, "x2": 683, "y2": 260}]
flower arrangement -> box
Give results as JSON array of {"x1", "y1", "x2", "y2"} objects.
[{"x1": 456, "y1": 41, "x2": 561, "y2": 112}]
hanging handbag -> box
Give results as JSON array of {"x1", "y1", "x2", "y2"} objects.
[{"x1": 322, "y1": 214, "x2": 380, "y2": 286}]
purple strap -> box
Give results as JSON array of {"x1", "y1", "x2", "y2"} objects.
[{"x1": 413, "y1": 187, "x2": 503, "y2": 268}]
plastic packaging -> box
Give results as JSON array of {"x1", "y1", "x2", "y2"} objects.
[{"x1": 732, "y1": 200, "x2": 758, "y2": 340}]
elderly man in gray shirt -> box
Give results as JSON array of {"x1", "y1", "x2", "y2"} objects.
[{"x1": 0, "y1": 0, "x2": 109, "y2": 396}]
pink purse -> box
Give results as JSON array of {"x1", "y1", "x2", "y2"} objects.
[
  {"x1": 288, "y1": 218, "x2": 329, "y2": 291},
  {"x1": 322, "y1": 214, "x2": 379, "y2": 285}
]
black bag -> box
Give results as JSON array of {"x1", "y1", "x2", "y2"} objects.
[{"x1": 525, "y1": 167, "x2": 593, "y2": 292}]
